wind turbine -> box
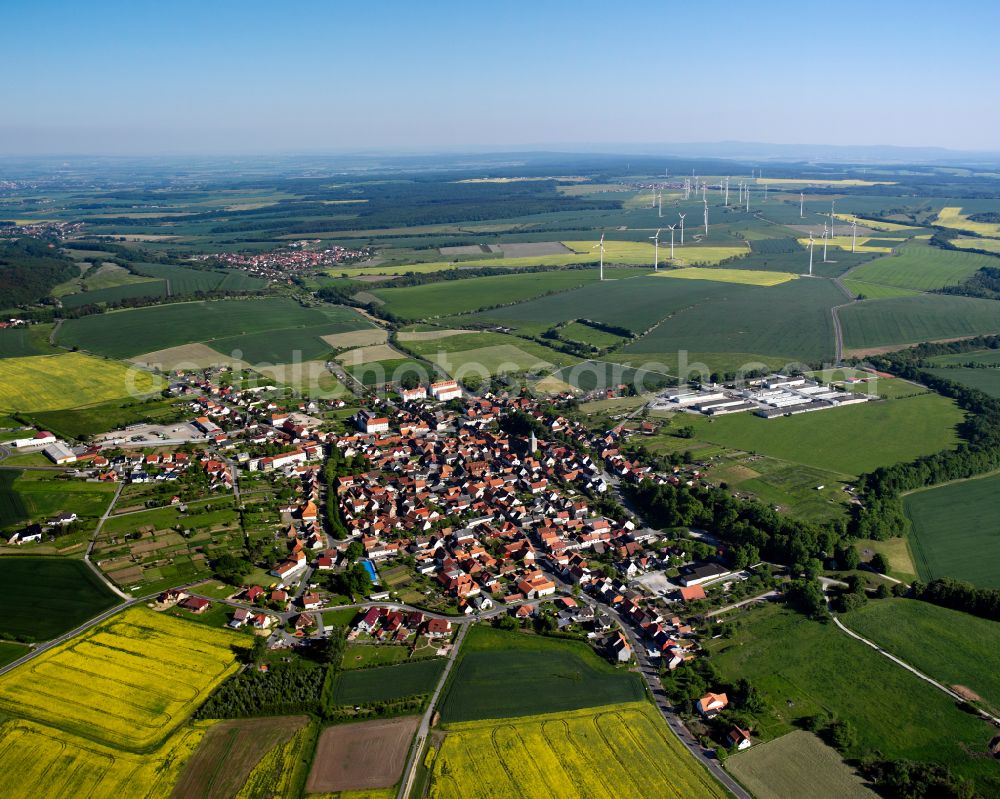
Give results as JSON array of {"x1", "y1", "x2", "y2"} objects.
[
  {"x1": 724, "y1": 177, "x2": 730, "y2": 206},
  {"x1": 701, "y1": 182, "x2": 707, "y2": 202},
  {"x1": 593, "y1": 234, "x2": 606, "y2": 281},
  {"x1": 763, "y1": 182, "x2": 768, "y2": 202},
  {"x1": 666, "y1": 224, "x2": 676, "y2": 261},
  {"x1": 650, "y1": 228, "x2": 661, "y2": 271},
  {"x1": 658, "y1": 191, "x2": 663, "y2": 218},
  {"x1": 808, "y1": 232, "x2": 814, "y2": 276},
  {"x1": 678, "y1": 212, "x2": 686, "y2": 245},
  {"x1": 703, "y1": 199, "x2": 709, "y2": 236},
  {"x1": 831, "y1": 199, "x2": 836, "y2": 228},
  {"x1": 822, "y1": 223, "x2": 830, "y2": 263},
  {"x1": 800, "y1": 191, "x2": 804, "y2": 218},
  {"x1": 851, "y1": 217, "x2": 858, "y2": 253},
  {"x1": 745, "y1": 184, "x2": 750, "y2": 212}
]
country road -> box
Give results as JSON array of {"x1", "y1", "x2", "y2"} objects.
[
  {"x1": 85, "y1": 480, "x2": 129, "y2": 600},
  {"x1": 397, "y1": 623, "x2": 469, "y2": 799}
]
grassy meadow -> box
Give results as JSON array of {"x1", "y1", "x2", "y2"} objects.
[
  {"x1": 703, "y1": 605, "x2": 999, "y2": 795},
  {"x1": 845, "y1": 239, "x2": 988, "y2": 291},
  {"x1": 843, "y1": 599, "x2": 1000, "y2": 710}
]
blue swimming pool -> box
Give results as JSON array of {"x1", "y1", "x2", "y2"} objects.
[{"x1": 361, "y1": 559, "x2": 378, "y2": 582}]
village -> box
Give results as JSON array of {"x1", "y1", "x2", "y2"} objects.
[{"x1": 192, "y1": 240, "x2": 375, "y2": 282}]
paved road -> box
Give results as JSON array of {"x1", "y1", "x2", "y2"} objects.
[
  {"x1": 397, "y1": 622, "x2": 469, "y2": 799},
  {"x1": 832, "y1": 615, "x2": 1000, "y2": 725}
]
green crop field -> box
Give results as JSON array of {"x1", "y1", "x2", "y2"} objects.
[
  {"x1": 59, "y1": 280, "x2": 168, "y2": 308},
  {"x1": 371, "y1": 270, "x2": 606, "y2": 319},
  {"x1": 330, "y1": 658, "x2": 445, "y2": 705},
  {"x1": 24, "y1": 397, "x2": 186, "y2": 439},
  {"x1": 840, "y1": 295, "x2": 1000, "y2": 352},
  {"x1": 703, "y1": 605, "x2": 999, "y2": 795},
  {"x1": 549, "y1": 359, "x2": 673, "y2": 392},
  {"x1": 624, "y1": 277, "x2": 843, "y2": 364},
  {"x1": 840, "y1": 279, "x2": 920, "y2": 300},
  {"x1": 404, "y1": 331, "x2": 578, "y2": 377},
  {"x1": 0, "y1": 327, "x2": 54, "y2": 358},
  {"x1": 925, "y1": 367, "x2": 1000, "y2": 397},
  {"x1": 559, "y1": 322, "x2": 627, "y2": 348},
  {"x1": 669, "y1": 393, "x2": 962, "y2": 476},
  {"x1": 347, "y1": 358, "x2": 432, "y2": 387},
  {"x1": 0, "y1": 557, "x2": 119, "y2": 641},
  {"x1": 0, "y1": 471, "x2": 29, "y2": 528},
  {"x1": 129, "y1": 262, "x2": 266, "y2": 294},
  {"x1": 0, "y1": 642, "x2": 30, "y2": 668},
  {"x1": 207, "y1": 324, "x2": 343, "y2": 363},
  {"x1": 929, "y1": 348, "x2": 1000, "y2": 367},
  {"x1": 725, "y1": 731, "x2": 876, "y2": 799},
  {"x1": 843, "y1": 599, "x2": 1000, "y2": 709},
  {"x1": 475, "y1": 274, "x2": 749, "y2": 334},
  {"x1": 905, "y1": 473, "x2": 1000, "y2": 587},
  {"x1": 845, "y1": 239, "x2": 988, "y2": 291},
  {"x1": 438, "y1": 625, "x2": 644, "y2": 723},
  {"x1": 56, "y1": 298, "x2": 370, "y2": 359}
]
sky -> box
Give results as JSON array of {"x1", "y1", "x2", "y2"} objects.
[{"x1": 4, "y1": 0, "x2": 999, "y2": 155}]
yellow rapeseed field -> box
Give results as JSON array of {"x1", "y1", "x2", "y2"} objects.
[
  {"x1": 0, "y1": 607, "x2": 242, "y2": 750},
  {"x1": 950, "y1": 236, "x2": 1000, "y2": 254},
  {"x1": 795, "y1": 235, "x2": 903, "y2": 254},
  {"x1": 335, "y1": 240, "x2": 747, "y2": 276},
  {"x1": 0, "y1": 718, "x2": 209, "y2": 799},
  {"x1": 655, "y1": 267, "x2": 797, "y2": 286},
  {"x1": 427, "y1": 702, "x2": 727, "y2": 799},
  {"x1": 831, "y1": 213, "x2": 919, "y2": 232},
  {"x1": 0, "y1": 352, "x2": 162, "y2": 412},
  {"x1": 934, "y1": 207, "x2": 1000, "y2": 237}
]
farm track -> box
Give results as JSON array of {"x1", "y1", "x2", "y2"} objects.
[{"x1": 832, "y1": 615, "x2": 1000, "y2": 725}]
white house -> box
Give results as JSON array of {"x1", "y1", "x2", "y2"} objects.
[{"x1": 430, "y1": 380, "x2": 462, "y2": 402}]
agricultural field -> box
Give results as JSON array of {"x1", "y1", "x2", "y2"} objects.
[
  {"x1": 330, "y1": 658, "x2": 445, "y2": 706},
  {"x1": 840, "y1": 294, "x2": 1000, "y2": 353},
  {"x1": 60, "y1": 279, "x2": 168, "y2": 308},
  {"x1": 307, "y1": 716, "x2": 418, "y2": 794},
  {"x1": 844, "y1": 239, "x2": 989, "y2": 291},
  {"x1": 369, "y1": 269, "x2": 605, "y2": 319},
  {"x1": 548, "y1": 359, "x2": 672, "y2": 393},
  {"x1": 56, "y1": 298, "x2": 370, "y2": 359},
  {"x1": 832, "y1": 213, "x2": 920, "y2": 232},
  {"x1": 0, "y1": 352, "x2": 163, "y2": 412},
  {"x1": 23, "y1": 396, "x2": 187, "y2": 439},
  {"x1": 842, "y1": 599, "x2": 1000, "y2": 710},
  {"x1": 929, "y1": 348, "x2": 1000, "y2": 367},
  {"x1": 128, "y1": 261, "x2": 267, "y2": 293},
  {"x1": 208, "y1": 323, "x2": 345, "y2": 363},
  {"x1": 169, "y1": 715, "x2": 309, "y2": 799},
  {"x1": 0, "y1": 606, "x2": 243, "y2": 749},
  {"x1": 423, "y1": 339, "x2": 577, "y2": 378},
  {"x1": 624, "y1": 276, "x2": 844, "y2": 365},
  {"x1": 474, "y1": 273, "x2": 749, "y2": 335},
  {"x1": 1, "y1": 471, "x2": 117, "y2": 535},
  {"x1": 658, "y1": 393, "x2": 962, "y2": 476},
  {"x1": 950, "y1": 236, "x2": 1000, "y2": 254},
  {"x1": 904, "y1": 473, "x2": 1000, "y2": 587},
  {"x1": 0, "y1": 557, "x2": 118, "y2": 641},
  {"x1": 655, "y1": 267, "x2": 798, "y2": 286},
  {"x1": 795, "y1": 235, "x2": 903, "y2": 254},
  {"x1": 0, "y1": 718, "x2": 206, "y2": 799},
  {"x1": 558, "y1": 321, "x2": 627, "y2": 348},
  {"x1": 429, "y1": 702, "x2": 727, "y2": 799},
  {"x1": 925, "y1": 366, "x2": 1000, "y2": 397},
  {"x1": 438, "y1": 625, "x2": 644, "y2": 723},
  {"x1": 347, "y1": 357, "x2": 432, "y2": 387},
  {"x1": 934, "y1": 206, "x2": 1000, "y2": 237},
  {"x1": 0, "y1": 641, "x2": 30, "y2": 668},
  {"x1": 0, "y1": 325, "x2": 56, "y2": 358},
  {"x1": 724, "y1": 731, "x2": 876, "y2": 799},
  {"x1": 839, "y1": 279, "x2": 920, "y2": 300},
  {"x1": 0, "y1": 471, "x2": 27, "y2": 529},
  {"x1": 703, "y1": 604, "x2": 1000, "y2": 794}
]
